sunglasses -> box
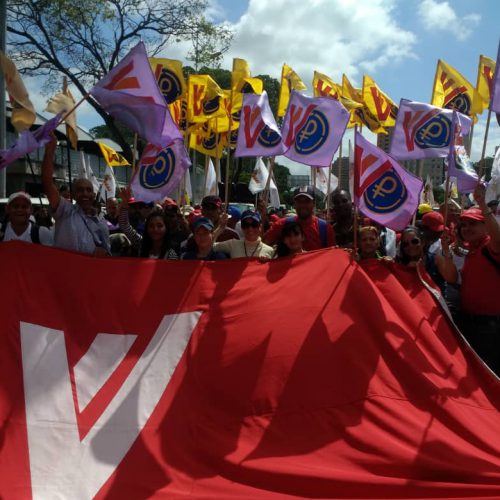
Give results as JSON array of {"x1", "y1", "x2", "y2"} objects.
[
  {"x1": 241, "y1": 221, "x2": 260, "y2": 229},
  {"x1": 401, "y1": 237, "x2": 421, "y2": 248}
]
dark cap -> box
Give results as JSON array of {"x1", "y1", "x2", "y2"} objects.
[
  {"x1": 201, "y1": 195, "x2": 222, "y2": 208},
  {"x1": 293, "y1": 186, "x2": 315, "y2": 200},
  {"x1": 192, "y1": 217, "x2": 214, "y2": 231},
  {"x1": 241, "y1": 210, "x2": 261, "y2": 223}
]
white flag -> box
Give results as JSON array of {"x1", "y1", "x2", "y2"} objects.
[
  {"x1": 78, "y1": 151, "x2": 99, "y2": 194},
  {"x1": 99, "y1": 164, "x2": 117, "y2": 201},
  {"x1": 268, "y1": 161, "x2": 281, "y2": 209},
  {"x1": 248, "y1": 157, "x2": 268, "y2": 195},
  {"x1": 205, "y1": 158, "x2": 217, "y2": 196},
  {"x1": 420, "y1": 174, "x2": 435, "y2": 207},
  {"x1": 248, "y1": 158, "x2": 280, "y2": 208},
  {"x1": 486, "y1": 147, "x2": 500, "y2": 204},
  {"x1": 184, "y1": 169, "x2": 193, "y2": 202},
  {"x1": 312, "y1": 166, "x2": 338, "y2": 196}
]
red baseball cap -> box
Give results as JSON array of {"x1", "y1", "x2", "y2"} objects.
[
  {"x1": 421, "y1": 211, "x2": 445, "y2": 232},
  {"x1": 459, "y1": 208, "x2": 485, "y2": 222}
]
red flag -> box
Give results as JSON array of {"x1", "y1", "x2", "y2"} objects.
[{"x1": 1, "y1": 242, "x2": 500, "y2": 499}]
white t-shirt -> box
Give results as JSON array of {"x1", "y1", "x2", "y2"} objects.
[{"x1": 3, "y1": 222, "x2": 53, "y2": 246}]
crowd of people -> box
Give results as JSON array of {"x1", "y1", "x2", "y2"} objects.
[{"x1": 1, "y1": 135, "x2": 499, "y2": 376}]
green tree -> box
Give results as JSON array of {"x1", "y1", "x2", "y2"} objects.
[{"x1": 6, "y1": 0, "x2": 232, "y2": 160}]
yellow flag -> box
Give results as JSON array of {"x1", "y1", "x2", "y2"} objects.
[
  {"x1": 98, "y1": 142, "x2": 130, "y2": 167},
  {"x1": 362, "y1": 75, "x2": 398, "y2": 127},
  {"x1": 149, "y1": 58, "x2": 186, "y2": 104},
  {"x1": 476, "y1": 55, "x2": 496, "y2": 112},
  {"x1": 169, "y1": 96, "x2": 188, "y2": 133},
  {"x1": 46, "y1": 79, "x2": 78, "y2": 149},
  {"x1": 187, "y1": 74, "x2": 225, "y2": 123},
  {"x1": 313, "y1": 71, "x2": 362, "y2": 112},
  {"x1": 231, "y1": 58, "x2": 251, "y2": 91},
  {"x1": 277, "y1": 64, "x2": 307, "y2": 117},
  {"x1": 189, "y1": 126, "x2": 225, "y2": 158},
  {"x1": 431, "y1": 59, "x2": 483, "y2": 118},
  {"x1": 342, "y1": 74, "x2": 386, "y2": 133},
  {"x1": 0, "y1": 51, "x2": 36, "y2": 132}
]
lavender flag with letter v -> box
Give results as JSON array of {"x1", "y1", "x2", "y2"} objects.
[
  {"x1": 281, "y1": 91, "x2": 349, "y2": 167},
  {"x1": 0, "y1": 112, "x2": 63, "y2": 170},
  {"x1": 389, "y1": 99, "x2": 471, "y2": 161},
  {"x1": 355, "y1": 131, "x2": 423, "y2": 231},
  {"x1": 131, "y1": 139, "x2": 191, "y2": 203},
  {"x1": 90, "y1": 42, "x2": 182, "y2": 148},
  {"x1": 235, "y1": 91, "x2": 286, "y2": 157},
  {"x1": 446, "y1": 111, "x2": 479, "y2": 193},
  {"x1": 491, "y1": 38, "x2": 500, "y2": 113}
]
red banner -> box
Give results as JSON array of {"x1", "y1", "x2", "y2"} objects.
[{"x1": 1, "y1": 242, "x2": 499, "y2": 499}]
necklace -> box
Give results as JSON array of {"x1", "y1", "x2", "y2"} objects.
[{"x1": 244, "y1": 241, "x2": 260, "y2": 257}]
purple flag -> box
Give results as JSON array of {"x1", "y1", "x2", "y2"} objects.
[
  {"x1": 491, "y1": 39, "x2": 500, "y2": 113},
  {"x1": 235, "y1": 91, "x2": 286, "y2": 157},
  {"x1": 90, "y1": 42, "x2": 182, "y2": 148},
  {"x1": 0, "y1": 113, "x2": 62, "y2": 170},
  {"x1": 389, "y1": 99, "x2": 471, "y2": 160},
  {"x1": 131, "y1": 139, "x2": 191, "y2": 203},
  {"x1": 446, "y1": 111, "x2": 479, "y2": 193},
  {"x1": 355, "y1": 131, "x2": 423, "y2": 231},
  {"x1": 281, "y1": 91, "x2": 349, "y2": 167}
]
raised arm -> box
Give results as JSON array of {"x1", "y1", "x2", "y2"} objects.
[
  {"x1": 117, "y1": 187, "x2": 143, "y2": 250},
  {"x1": 41, "y1": 135, "x2": 61, "y2": 211}
]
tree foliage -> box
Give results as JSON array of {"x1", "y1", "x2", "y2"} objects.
[{"x1": 6, "y1": 0, "x2": 233, "y2": 158}]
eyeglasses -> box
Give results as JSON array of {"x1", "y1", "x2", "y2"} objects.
[
  {"x1": 241, "y1": 221, "x2": 260, "y2": 229},
  {"x1": 401, "y1": 237, "x2": 421, "y2": 248}
]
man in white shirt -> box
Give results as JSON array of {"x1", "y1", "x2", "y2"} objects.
[{"x1": 0, "y1": 192, "x2": 53, "y2": 245}]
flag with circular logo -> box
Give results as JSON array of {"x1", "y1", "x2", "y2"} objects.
[
  {"x1": 131, "y1": 140, "x2": 191, "y2": 203},
  {"x1": 281, "y1": 91, "x2": 349, "y2": 168},
  {"x1": 235, "y1": 91, "x2": 285, "y2": 158},
  {"x1": 389, "y1": 99, "x2": 472, "y2": 161},
  {"x1": 355, "y1": 131, "x2": 423, "y2": 231}
]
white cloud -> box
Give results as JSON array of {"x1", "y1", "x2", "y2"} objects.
[
  {"x1": 417, "y1": 0, "x2": 481, "y2": 41},
  {"x1": 223, "y1": 0, "x2": 416, "y2": 84},
  {"x1": 470, "y1": 113, "x2": 500, "y2": 162}
]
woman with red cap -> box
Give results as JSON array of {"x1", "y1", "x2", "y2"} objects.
[{"x1": 454, "y1": 184, "x2": 500, "y2": 376}]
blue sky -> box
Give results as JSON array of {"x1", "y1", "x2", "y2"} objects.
[{"x1": 25, "y1": 0, "x2": 500, "y2": 171}]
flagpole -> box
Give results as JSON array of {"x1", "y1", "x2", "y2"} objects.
[
  {"x1": 56, "y1": 93, "x2": 90, "y2": 128},
  {"x1": 430, "y1": 60, "x2": 440, "y2": 106},
  {"x1": 25, "y1": 155, "x2": 44, "y2": 206},
  {"x1": 326, "y1": 162, "x2": 333, "y2": 220},
  {"x1": 262, "y1": 156, "x2": 275, "y2": 206},
  {"x1": 0, "y1": 0, "x2": 7, "y2": 197},
  {"x1": 223, "y1": 60, "x2": 237, "y2": 210},
  {"x1": 412, "y1": 159, "x2": 425, "y2": 225},
  {"x1": 443, "y1": 172, "x2": 451, "y2": 226},
  {"x1": 478, "y1": 108, "x2": 492, "y2": 180},
  {"x1": 352, "y1": 125, "x2": 359, "y2": 258},
  {"x1": 338, "y1": 139, "x2": 343, "y2": 190}
]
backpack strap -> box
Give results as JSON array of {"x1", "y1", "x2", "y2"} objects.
[
  {"x1": 30, "y1": 223, "x2": 41, "y2": 245},
  {"x1": 318, "y1": 218, "x2": 328, "y2": 248}
]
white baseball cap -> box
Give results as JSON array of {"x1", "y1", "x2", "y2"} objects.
[{"x1": 7, "y1": 192, "x2": 32, "y2": 205}]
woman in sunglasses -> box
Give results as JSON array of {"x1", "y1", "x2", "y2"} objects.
[
  {"x1": 213, "y1": 210, "x2": 274, "y2": 259},
  {"x1": 398, "y1": 226, "x2": 457, "y2": 283}
]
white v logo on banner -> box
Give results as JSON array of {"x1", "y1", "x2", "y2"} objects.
[{"x1": 21, "y1": 312, "x2": 202, "y2": 499}]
